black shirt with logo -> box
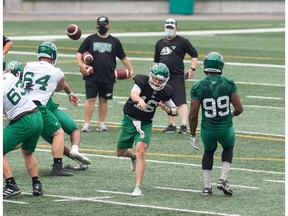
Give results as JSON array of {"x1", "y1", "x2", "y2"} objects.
[{"x1": 78, "y1": 34, "x2": 126, "y2": 83}]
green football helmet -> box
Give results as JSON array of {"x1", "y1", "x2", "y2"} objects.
[
  {"x1": 203, "y1": 52, "x2": 225, "y2": 73},
  {"x1": 148, "y1": 63, "x2": 170, "y2": 91},
  {"x1": 37, "y1": 41, "x2": 58, "y2": 64},
  {"x1": 6, "y1": 61, "x2": 24, "y2": 78}
]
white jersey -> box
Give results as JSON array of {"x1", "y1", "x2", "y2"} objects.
[
  {"x1": 3, "y1": 73, "x2": 36, "y2": 121},
  {"x1": 23, "y1": 61, "x2": 64, "y2": 105}
]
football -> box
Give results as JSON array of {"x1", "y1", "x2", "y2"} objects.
[
  {"x1": 66, "y1": 24, "x2": 82, "y2": 40},
  {"x1": 86, "y1": 66, "x2": 94, "y2": 75},
  {"x1": 82, "y1": 51, "x2": 93, "y2": 64},
  {"x1": 115, "y1": 68, "x2": 129, "y2": 80}
]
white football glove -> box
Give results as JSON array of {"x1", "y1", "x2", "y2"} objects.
[{"x1": 190, "y1": 135, "x2": 200, "y2": 150}]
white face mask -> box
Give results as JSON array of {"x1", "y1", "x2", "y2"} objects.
[{"x1": 165, "y1": 29, "x2": 174, "y2": 38}]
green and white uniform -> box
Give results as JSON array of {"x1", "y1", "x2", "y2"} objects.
[
  {"x1": 3, "y1": 73, "x2": 43, "y2": 154},
  {"x1": 23, "y1": 61, "x2": 64, "y2": 140},
  {"x1": 190, "y1": 75, "x2": 237, "y2": 151}
]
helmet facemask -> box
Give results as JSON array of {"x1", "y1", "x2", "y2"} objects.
[{"x1": 148, "y1": 63, "x2": 170, "y2": 91}]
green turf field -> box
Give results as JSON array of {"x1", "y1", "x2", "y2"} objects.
[{"x1": 3, "y1": 19, "x2": 285, "y2": 216}]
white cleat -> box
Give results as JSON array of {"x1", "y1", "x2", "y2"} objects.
[
  {"x1": 96, "y1": 123, "x2": 107, "y2": 132},
  {"x1": 131, "y1": 186, "x2": 143, "y2": 197},
  {"x1": 70, "y1": 150, "x2": 91, "y2": 166},
  {"x1": 81, "y1": 124, "x2": 91, "y2": 132}
]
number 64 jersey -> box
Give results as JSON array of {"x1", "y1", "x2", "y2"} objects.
[
  {"x1": 22, "y1": 61, "x2": 64, "y2": 105},
  {"x1": 190, "y1": 75, "x2": 237, "y2": 130},
  {"x1": 3, "y1": 73, "x2": 36, "y2": 121}
]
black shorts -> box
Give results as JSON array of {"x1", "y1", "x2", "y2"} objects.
[
  {"x1": 85, "y1": 81, "x2": 114, "y2": 99},
  {"x1": 168, "y1": 77, "x2": 187, "y2": 106}
]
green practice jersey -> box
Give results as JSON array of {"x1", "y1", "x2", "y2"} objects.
[{"x1": 190, "y1": 75, "x2": 237, "y2": 130}]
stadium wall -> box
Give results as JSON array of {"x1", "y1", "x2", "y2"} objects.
[{"x1": 4, "y1": 0, "x2": 285, "y2": 15}]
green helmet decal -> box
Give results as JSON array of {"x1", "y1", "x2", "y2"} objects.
[
  {"x1": 148, "y1": 63, "x2": 170, "y2": 91},
  {"x1": 6, "y1": 61, "x2": 24, "y2": 77},
  {"x1": 37, "y1": 41, "x2": 58, "y2": 64},
  {"x1": 203, "y1": 52, "x2": 225, "y2": 73}
]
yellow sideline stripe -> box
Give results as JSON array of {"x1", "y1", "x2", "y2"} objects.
[{"x1": 36, "y1": 144, "x2": 284, "y2": 162}]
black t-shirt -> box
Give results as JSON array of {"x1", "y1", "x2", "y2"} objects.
[
  {"x1": 153, "y1": 35, "x2": 198, "y2": 78},
  {"x1": 123, "y1": 75, "x2": 173, "y2": 122},
  {"x1": 78, "y1": 34, "x2": 126, "y2": 83}
]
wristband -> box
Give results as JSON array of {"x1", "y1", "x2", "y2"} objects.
[
  {"x1": 190, "y1": 67, "x2": 196, "y2": 71},
  {"x1": 68, "y1": 92, "x2": 74, "y2": 97}
]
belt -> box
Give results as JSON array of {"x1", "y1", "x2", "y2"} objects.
[
  {"x1": 9, "y1": 107, "x2": 38, "y2": 125},
  {"x1": 33, "y1": 100, "x2": 42, "y2": 106}
]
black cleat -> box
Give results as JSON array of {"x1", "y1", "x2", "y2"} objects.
[
  {"x1": 202, "y1": 187, "x2": 213, "y2": 196},
  {"x1": 51, "y1": 163, "x2": 73, "y2": 176},
  {"x1": 217, "y1": 179, "x2": 233, "y2": 196},
  {"x1": 3, "y1": 183, "x2": 21, "y2": 199},
  {"x1": 163, "y1": 124, "x2": 176, "y2": 133},
  {"x1": 32, "y1": 183, "x2": 43, "y2": 196}
]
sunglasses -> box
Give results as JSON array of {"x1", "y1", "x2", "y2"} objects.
[{"x1": 165, "y1": 21, "x2": 176, "y2": 25}]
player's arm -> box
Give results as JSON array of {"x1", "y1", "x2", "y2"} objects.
[
  {"x1": 63, "y1": 81, "x2": 80, "y2": 107},
  {"x1": 3, "y1": 40, "x2": 13, "y2": 55},
  {"x1": 130, "y1": 84, "x2": 146, "y2": 110},
  {"x1": 231, "y1": 92, "x2": 243, "y2": 117},
  {"x1": 159, "y1": 100, "x2": 178, "y2": 116},
  {"x1": 189, "y1": 99, "x2": 200, "y2": 136},
  {"x1": 55, "y1": 77, "x2": 65, "y2": 92}
]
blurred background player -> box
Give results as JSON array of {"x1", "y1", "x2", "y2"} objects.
[
  {"x1": 116, "y1": 63, "x2": 177, "y2": 196},
  {"x1": 153, "y1": 18, "x2": 198, "y2": 134},
  {"x1": 3, "y1": 64, "x2": 43, "y2": 198},
  {"x1": 189, "y1": 52, "x2": 243, "y2": 196},
  {"x1": 77, "y1": 15, "x2": 134, "y2": 132}
]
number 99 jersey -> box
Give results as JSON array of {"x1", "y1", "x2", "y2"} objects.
[
  {"x1": 190, "y1": 75, "x2": 237, "y2": 130},
  {"x1": 124, "y1": 74, "x2": 173, "y2": 122}
]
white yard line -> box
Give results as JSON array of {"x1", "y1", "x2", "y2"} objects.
[
  {"x1": 9, "y1": 28, "x2": 285, "y2": 41},
  {"x1": 35, "y1": 149, "x2": 285, "y2": 175},
  {"x1": 3, "y1": 200, "x2": 29, "y2": 204},
  {"x1": 22, "y1": 191, "x2": 240, "y2": 216},
  {"x1": 265, "y1": 180, "x2": 285, "y2": 183}
]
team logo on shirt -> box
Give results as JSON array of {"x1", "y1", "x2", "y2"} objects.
[
  {"x1": 160, "y1": 46, "x2": 175, "y2": 56},
  {"x1": 93, "y1": 42, "x2": 112, "y2": 53}
]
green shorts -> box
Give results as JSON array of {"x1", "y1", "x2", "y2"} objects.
[
  {"x1": 116, "y1": 115, "x2": 152, "y2": 149},
  {"x1": 37, "y1": 105, "x2": 62, "y2": 144},
  {"x1": 47, "y1": 98, "x2": 78, "y2": 135},
  {"x1": 201, "y1": 127, "x2": 235, "y2": 151},
  {"x1": 3, "y1": 111, "x2": 43, "y2": 154}
]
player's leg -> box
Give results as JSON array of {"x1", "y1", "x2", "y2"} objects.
[
  {"x1": 216, "y1": 127, "x2": 235, "y2": 196},
  {"x1": 201, "y1": 129, "x2": 218, "y2": 195}
]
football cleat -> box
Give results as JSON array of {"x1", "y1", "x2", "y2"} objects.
[
  {"x1": 202, "y1": 187, "x2": 213, "y2": 196},
  {"x1": 69, "y1": 150, "x2": 91, "y2": 166},
  {"x1": 51, "y1": 163, "x2": 73, "y2": 176},
  {"x1": 131, "y1": 186, "x2": 142, "y2": 196},
  {"x1": 3, "y1": 182, "x2": 21, "y2": 199},
  {"x1": 217, "y1": 179, "x2": 233, "y2": 196},
  {"x1": 32, "y1": 183, "x2": 43, "y2": 196}
]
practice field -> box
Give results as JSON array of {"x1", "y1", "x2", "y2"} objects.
[{"x1": 3, "y1": 19, "x2": 285, "y2": 216}]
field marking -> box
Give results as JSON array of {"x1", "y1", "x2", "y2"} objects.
[
  {"x1": 20, "y1": 191, "x2": 240, "y2": 216},
  {"x1": 265, "y1": 180, "x2": 285, "y2": 183},
  {"x1": 9, "y1": 27, "x2": 285, "y2": 41},
  {"x1": 246, "y1": 96, "x2": 282, "y2": 100},
  {"x1": 9, "y1": 51, "x2": 285, "y2": 69},
  {"x1": 96, "y1": 190, "x2": 132, "y2": 196},
  {"x1": 35, "y1": 149, "x2": 284, "y2": 175},
  {"x1": 156, "y1": 185, "x2": 258, "y2": 191},
  {"x1": 3, "y1": 200, "x2": 29, "y2": 204},
  {"x1": 210, "y1": 184, "x2": 258, "y2": 189}
]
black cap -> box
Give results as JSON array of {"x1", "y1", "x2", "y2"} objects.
[{"x1": 97, "y1": 16, "x2": 109, "y2": 25}]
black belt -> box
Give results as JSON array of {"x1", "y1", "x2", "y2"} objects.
[
  {"x1": 33, "y1": 100, "x2": 42, "y2": 106},
  {"x1": 9, "y1": 107, "x2": 38, "y2": 125}
]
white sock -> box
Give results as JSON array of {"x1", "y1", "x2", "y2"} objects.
[
  {"x1": 203, "y1": 170, "x2": 212, "y2": 188},
  {"x1": 220, "y1": 161, "x2": 231, "y2": 181},
  {"x1": 71, "y1": 145, "x2": 79, "y2": 153}
]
